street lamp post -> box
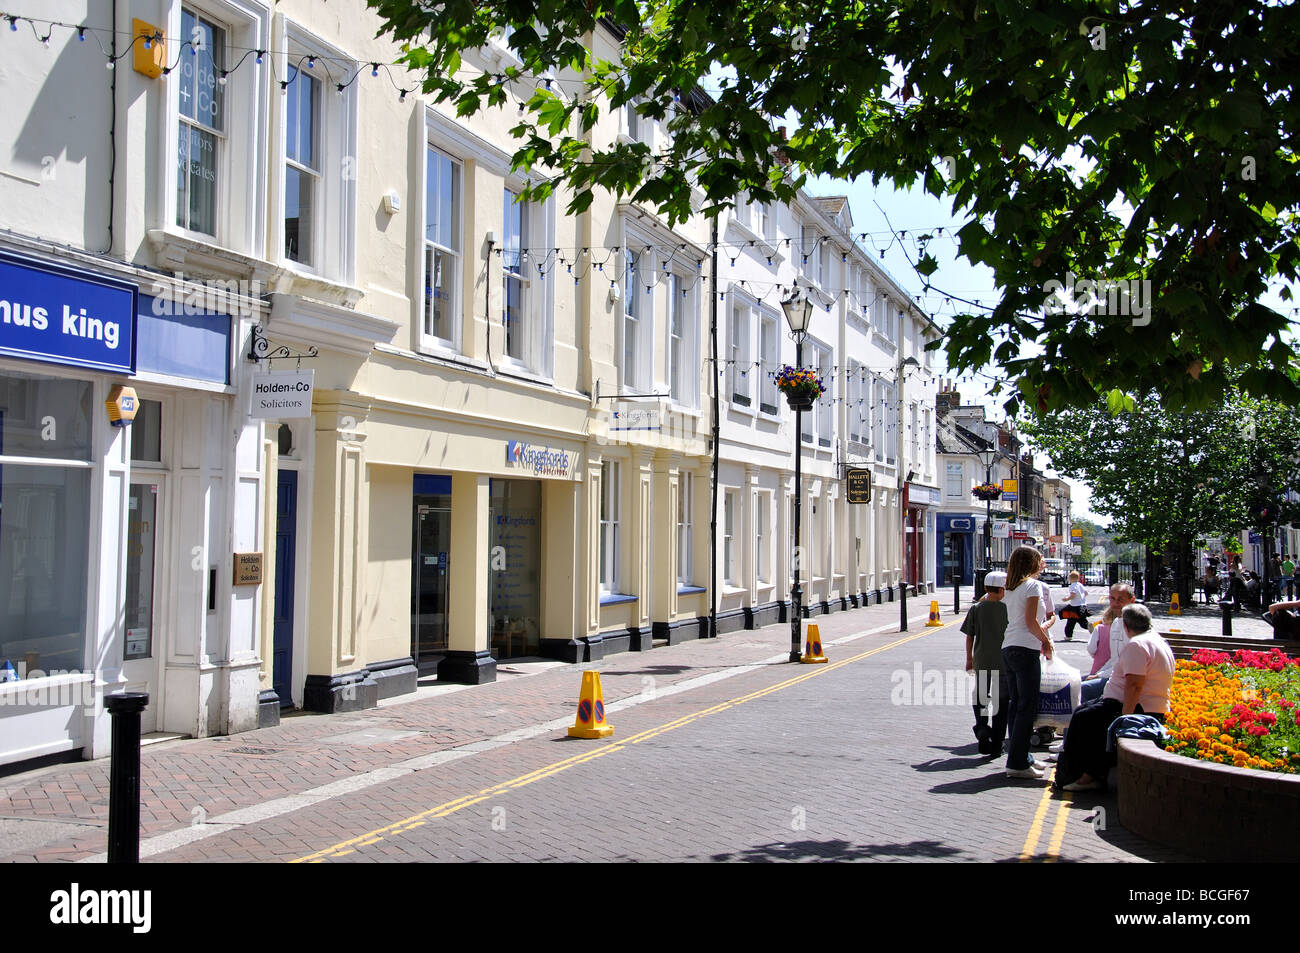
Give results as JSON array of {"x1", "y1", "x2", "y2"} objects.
[
  {"x1": 782, "y1": 291, "x2": 812, "y2": 663},
  {"x1": 975, "y1": 441, "x2": 997, "y2": 568},
  {"x1": 896, "y1": 355, "x2": 920, "y2": 590}
]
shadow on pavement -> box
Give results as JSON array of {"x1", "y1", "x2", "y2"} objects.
[
  {"x1": 912, "y1": 742, "x2": 1003, "y2": 773},
  {"x1": 710, "y1": 838, "x2": 964, "y2": 861},
  {"x1": 927, "y1": 773, "x2": 1028, "y2": 795}
]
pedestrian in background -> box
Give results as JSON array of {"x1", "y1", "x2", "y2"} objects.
[
  {"x1": 963, "y1": 571, "x2": 1009, "y2": 757},
  {"x1": 1060, "y1": 570, "x2": 1089, "y2": 641}
]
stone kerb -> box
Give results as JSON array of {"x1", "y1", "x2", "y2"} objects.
[{"x1": 1117, "y1": 738, "x2": 1300, "y2": 861}]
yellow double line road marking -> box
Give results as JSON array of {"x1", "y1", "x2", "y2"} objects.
[
  {"x1": 1018, "y1": 772, "x2": 1074, "y2": 862},
  {"x1": 293, "y1": 625, "x2": 944, "y2": 862}
]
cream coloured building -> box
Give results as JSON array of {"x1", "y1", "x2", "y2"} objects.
[{"x1": 0, "y1": 0, "x2": 940, "y2": 768}]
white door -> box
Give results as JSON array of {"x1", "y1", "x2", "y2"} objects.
[{"x1": 121, "y1": 476, "x2": 165, "y2": 734}]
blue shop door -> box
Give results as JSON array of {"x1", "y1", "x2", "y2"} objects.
[
  {"x1": 273, "y1": 470, "x2": 298, "y2": 707},
  {"x1": 939, "y1": 532, "x2": 972, "y2": 586}
]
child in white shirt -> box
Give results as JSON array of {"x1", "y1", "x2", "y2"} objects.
[{"x1": 1061, "y1": 570, "x2": 1089, "y2": 640}]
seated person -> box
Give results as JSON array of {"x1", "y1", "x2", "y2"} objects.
[
  {"x1": 1054, "y1": 603, "x2": 1174, "y2": 792},
  {"x1": 1081, "y1": 583, "x2": 1136, "y2": 704}
]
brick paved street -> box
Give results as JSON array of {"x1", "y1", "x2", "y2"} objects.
[{"x1": 0, "y1": 587, "x2": 1231, "y2": 864}]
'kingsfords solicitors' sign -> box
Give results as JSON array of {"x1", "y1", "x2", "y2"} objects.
[
  {"x1": 0, "y1": 251, "x2": 137, "y2": 374},
  {"x1": 506, "y1": 439, "x2": 577, "y2": 479}
]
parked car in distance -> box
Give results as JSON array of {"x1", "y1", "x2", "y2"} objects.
[
  {"x1": 1083, "y1": 567, "x2": 1105, "y2": 587},
  {"x1": 1040, "y1": 558, "x2": 1068, "y2": 585}
]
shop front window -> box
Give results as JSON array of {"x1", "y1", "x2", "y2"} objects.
[
  {"x1": 489, "y1": 479, "x2": 541, "y2": 658},
  {"x1": 0, "y1": 372, "x2": 93, "y2": 679}
]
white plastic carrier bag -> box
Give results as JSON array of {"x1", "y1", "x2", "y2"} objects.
[{"x1": 1037, "y1": 655, "x2": 1081, "y2": 729}]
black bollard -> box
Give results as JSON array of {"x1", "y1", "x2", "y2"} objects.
[
  {"x1": 1221, "y1": 600, "x2": 1233, "y2": 637},
  {"x1": 954, "y1": 575, "x2": 960, "y2": 616},
  {"x1": 1133, "y1": 570, "x2": 1144, "y2": 601},
  {"x1": 899, "y1": 581, "x2": 908, "y2": 631},
  {"x1": 106, "y1": 691, "x2": 149, "y2": 864}
]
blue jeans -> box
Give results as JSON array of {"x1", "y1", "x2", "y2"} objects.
[
  {"x1": 1080, "y1": 676, "x2": 1108, "y2": 705},
  {"x1": 1002, "y1": 646, "x2": 1042, "y2": 770}
]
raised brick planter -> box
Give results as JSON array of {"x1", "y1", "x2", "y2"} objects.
[{"x1": 1117, "y1": 738, "x2": 1300, "y2": 861}]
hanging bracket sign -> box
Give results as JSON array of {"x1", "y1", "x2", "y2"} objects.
[
  {"x1": 250, "y1": 369, "x2": 314, "y2": 418},
  {"x1": 846, "y1": 467, "x2": 872, "y2": 504}
]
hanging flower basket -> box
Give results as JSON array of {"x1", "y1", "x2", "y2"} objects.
[
  {"x1": 775, "y1": 365, "x2": 825, "y2": 411},
  {"x1": 973, "y1": 483, "x2": 1002, "y2": 502}
]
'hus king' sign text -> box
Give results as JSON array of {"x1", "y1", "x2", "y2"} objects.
[{"x1": 0, "y1": 251, "x2": 137, "y2": 374}]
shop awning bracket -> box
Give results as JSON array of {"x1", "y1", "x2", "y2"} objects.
[{"x1": 248, "y1": 325, "x2": 319, "y2": 365}]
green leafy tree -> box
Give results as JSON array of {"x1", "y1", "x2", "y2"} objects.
[
  {"x1": 369, "y1": 0, "x2": 1300, "y2": 412},
  {"x1": 1023, "y1": 389, "x2": 1300, "y2": 588}
]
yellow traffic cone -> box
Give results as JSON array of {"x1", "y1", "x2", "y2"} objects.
[
  {"x1": 567, "y1": 671, "x2": 614, "y2": 738},
  {"x1": 1169, "y1": 591, "x2": 1182, "y2": 615},
  {"x1": 800, "y1": 622, "x2": 829, "y2": 664},
  {"x1": 926, "y1": 600, "x2": 943, "y2": 626}
]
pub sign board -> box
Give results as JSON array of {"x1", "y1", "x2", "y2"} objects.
[{"x1": 846, "y1": 467, "x2": 872, "y2": 504}]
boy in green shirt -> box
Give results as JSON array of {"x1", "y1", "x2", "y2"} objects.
[{"x1": 963, "y1": 571, "x2": 1010, "y2": 756}]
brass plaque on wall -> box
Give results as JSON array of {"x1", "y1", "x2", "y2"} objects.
[
  {"x1": 846, "y1": 468, "x2": 872, "y2": 504},
  {"x1": 233, "y1": 552, "x2": 263, "y2": 586}
]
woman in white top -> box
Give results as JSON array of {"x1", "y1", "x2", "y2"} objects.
[{"x1": 1000, "y1": 546, "x2": 1056, "y2": 779}]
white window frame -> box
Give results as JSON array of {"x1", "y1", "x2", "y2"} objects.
[
  {"x1": 800, "y1": 225, "x2": 818, "y2": 283},
  {"x1": 847, "y1": 360, "x2": 866, "y2": 444},
  {"x1": 754, "y1": 492, "x2": 769, "y2": 586},
  {"x1": 666, "y1": 270, "x2": 699, "y2": 408},
  {"x1": 758, "y1": 311, "x2": 779, "y2": 415},
  {"x1": 600, "y1": 460, "x2": 621, "y2": 594},
  {"x1": 723, "y1": 489, "x2": 737, "y2": 586},
  {"x1": 162, "y1": 0, "x2": 269, "y2": 255},
  {"x1": 729, "y1": 296, "x2": 754, "y2": 408},
  {"x1": 621, "y1": 243, "x2": 652, "y2": 391},
  {"x1": 279, "y1": 20, "x2": 358, "y2": 282},
  {"x1": 420, "y1": 144, "x2": 463, "y2": 353},
  {"x1": 677, "y1": 472, "x2": 693, "y2": 586},
  {"x1": 501, "y1": 185, "x2": 555, "y2": 377},
  {"x1": 816, "y1": 344, "x2": 833, "y2": 448},
  {"x1": 946, "y1": 462, "x2": 965, "y2": 498}
]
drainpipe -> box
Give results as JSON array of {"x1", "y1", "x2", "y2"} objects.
[{"x1": 708, "y1": 216, "x2": 719, "y2": 637}]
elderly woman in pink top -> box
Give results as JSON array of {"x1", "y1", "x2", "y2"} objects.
[
  {"x1": 1055, "y1": 603, "x2": 1174, "y2": 791},
  {"x1": 1080, "y1": 584, "x2": 1136, "y2": 704}
]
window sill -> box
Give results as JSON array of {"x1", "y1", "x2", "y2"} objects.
[
  {"x1": 147, "y1": 227, "x2": 264, "y2": 283},
  {"x1": 677, "y1": 585, "x2": 707, "y2": 595},
  {"x1": 720, "y1": 584, "x2": 747, "y2": 597},
  {"x1": 497, "y1": 362, "x2": 555, "y2": 388},
  {"x1": 599, "y1": 592, "x2": 637, "y2": 607}
]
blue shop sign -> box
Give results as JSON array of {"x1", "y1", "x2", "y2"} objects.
[
  {"x1": 937, "y1": 514, "x2": 976, "y2": 533},
  {"x1": 0, "y1": 251, "x2": 136, "y2": 374}
]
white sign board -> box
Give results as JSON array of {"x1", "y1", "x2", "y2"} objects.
[
  {"x1": 992, "y1": 522, "x2": 1011, "y2": 539},
  {"x1": 250, "y1": 369, "x2": 315, "y2": 418}
]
